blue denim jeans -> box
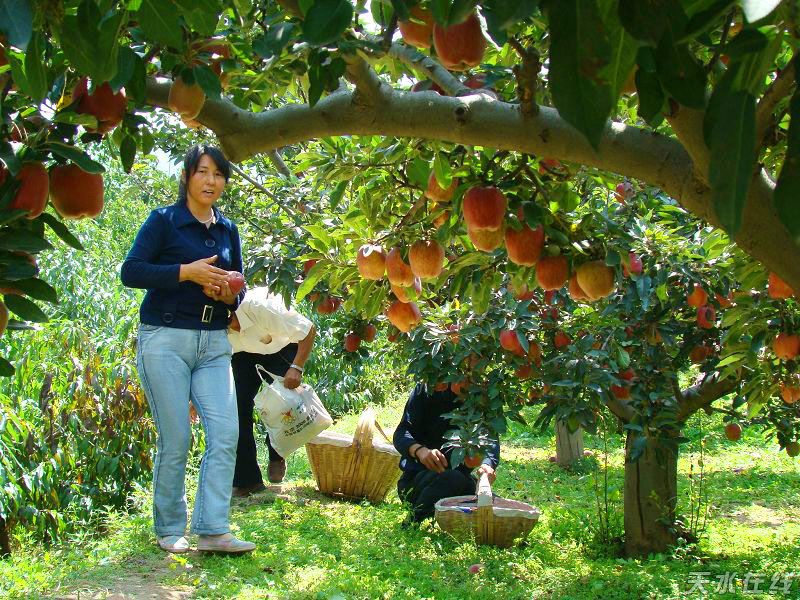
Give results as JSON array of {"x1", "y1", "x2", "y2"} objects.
[{"x1": 136, "y1": 324, "x2": 238, "y2": 536}]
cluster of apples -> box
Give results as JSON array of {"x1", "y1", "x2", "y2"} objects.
[
  {"x1": 398, "y1": 6, "x2": 487, "y2": 71},
  {"x1": 168, "y1": 39, "x2": 232, "y2": 129},
  {"x1": 343, "y1": 322, "x2": 378, "y2": 353},
  {"x1": 301, "y1": 260, "x2": 343, "y2": 315},
  {"x1": 0, "y1": 161, "x2": 104, "y2": 220},
  {"x1": 356, "y1": 236, "x2": 446, "y2": 333},
  {"x1": 767, "y1": 273, "x2": 799, "y2": 362}
]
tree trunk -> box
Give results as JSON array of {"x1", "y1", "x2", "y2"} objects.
[
  {"x1": 555, "y1": 421, "x2": 584, "y2": 467},
  {"x1": 0, "y1": 517, "x2": 11, "y2": 558},
  {"x1": 624, "y1": 432, "x2": 679, "y2": 557}
]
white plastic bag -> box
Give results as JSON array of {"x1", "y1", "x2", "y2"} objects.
[{"x1": 252, "y1": 366, "x2": 332, "y2": 458}]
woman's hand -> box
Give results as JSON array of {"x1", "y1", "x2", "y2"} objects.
[
  {"x1": 476, "y1": 464, "x2": 496, "y2": 484},
  {"x1": 202, "y1": 280, "x2": 237, "y2": 305},
  {"x1": 180, "y1": 255, "x2": 229, "y2": 288},
  {"x1": 417, "y1": 447, "x2": 448, "y2": 473},
  {"x1": 283, "y1": 367, "x2": 302, "y2": 389}
]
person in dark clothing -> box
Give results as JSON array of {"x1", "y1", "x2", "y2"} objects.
[{"x1": 393, "y1": 383, "x2": 500, "y2": 522}]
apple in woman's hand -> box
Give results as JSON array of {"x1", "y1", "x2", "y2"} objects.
[{"x1": 227, "y1": 271, "x2": 245, "y2": 294}]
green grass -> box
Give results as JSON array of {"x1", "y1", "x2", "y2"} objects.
[{"x1": 1, "y1": 403, "x2": 799, "y2": 600}]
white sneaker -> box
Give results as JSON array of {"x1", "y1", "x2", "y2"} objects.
[
  {"x1": 158, "y1": 535, "x2": 190, "y2": 553},
  {"x1": 197, "y1": 532, "x2": 256, "y2": 554}
]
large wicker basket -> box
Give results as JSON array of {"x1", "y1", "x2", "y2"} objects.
[
  {"x1": 434, "y1": 473, "x2": 541, "y2": 547},
  {"x1": 305, "y1": 408, "x2": 401, "y2": 503}
]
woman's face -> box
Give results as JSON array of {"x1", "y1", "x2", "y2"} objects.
[{"x1": 186, "y1": 154, "x2": 226, "y2": 208}]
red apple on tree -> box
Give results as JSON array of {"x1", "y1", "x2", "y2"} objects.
[
  {"x1": 362, "y1": 323, "x2": 377, "y2": 342},
  {"x1": 386, "y1": 247, "x2": 415, "y2": 287},
  {"x1": 409, "y1": 239, "x2": 445, "y2": 280},
  {"x1": 386, "y1": 300, "x2": 422, "y2": 332},
  {"x1": 49, "y1": 163, "x2": 104, "y2": 219},
  {"x1": 468, "y1": 226, "x2": 505, "y2": 252},
  {"x1": 7, "y1": 162, "x2": 49, "y2": 219},
  {"x1": 356, "y1": 244, "x2": 386, "y2": 280},
  {"x1": 344, "y1": 333, "x2": 361, "y2": 353},
  {"x1": 499, "y1": 329, "x2": 525, "y2": 356},
  {"x1": 398, "y1": 5, "x2": 434, "y2": 49},
  {"x1": 622, "y1": 251, "x2": 643, "y2": 277},
  {"x1": 462, "y1": 185, "x2": 507, "y2": 231},
  {"x1": 773, "y1": 332, "x2": 800, "y2": 360},
  {"x1": 724, "y1": 422, "x2": 742, "y2": 441},
  {"x1": 536, "y1": 256, "x2": 569, "y2": 291},
  {"x1": 768, "y1": 272, "x2": 794, "y2": 299},
  {"x1": 392, "y1": 277, "x2": 422, "y2": 303},
  {"x1": 505, "y1": 223, "x2": 544, "y2": 266},
  {"x1": 576, "y1": 260, "x2": 616, "y2": 301},
  {"x1": 432, "y1": 12, "x2": 487, "y2": 71},
  {"x1": 687, "y1": 285, "x2": 708, "y2": 307},
  {"x1": 696, "y1": 305, "x2": 716, "y2": 329},
  {"x1": 425, "y1": 171, "x2": 458, "y2": 202},
  {"x1": 614, "y1": 181, "x2": 634, "y2": 203}
]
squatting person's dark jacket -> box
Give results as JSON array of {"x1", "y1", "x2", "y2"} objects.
[{"x1": 393, "y1": 383, "x2": 500, "y2": 480}]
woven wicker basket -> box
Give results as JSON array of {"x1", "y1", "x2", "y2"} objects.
[
  {"x1": 434, "y1": 473, "x2": 541, "y2": 547},
  {"x1": 305, "y1": 407, "x2": 401, "y2": 503}
]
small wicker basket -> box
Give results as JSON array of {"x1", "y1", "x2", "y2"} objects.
[
  {"x1": 305, "y1": 408, "x2": 401, "y2": 503},
  {"x1": 434, "y1": 473, "x2": 541, "y2": 547}
]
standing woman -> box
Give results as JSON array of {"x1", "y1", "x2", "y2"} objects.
[{"x1": 121, "y1": 145, "x2": 255, "y2": 554}]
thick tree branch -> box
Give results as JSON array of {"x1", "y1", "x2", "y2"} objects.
[
  {"x1": 677, "y1": 373, "x2": 739, "y2": 422},
  {"x1": 606, "y1": 394, "x2": 635, "y2": 422},
  {"x1": 343, "y1": 52, "x2": 387, "y2": 105},
  {"x1": 387, "y1": 43, "x2": 469, "y2": 97},
  {"x1": 144, "y1": 77, "x2": 800, "y2": 291},
  {"x1": 756, "y1": 57, "x2": 797, "y2": 148}
]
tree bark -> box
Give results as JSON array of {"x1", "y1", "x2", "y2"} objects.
[
  {"x1": 0, "y1": 517, "x2": 11, "y2": 558},
  {"x1": 623, "y1": 432, "x2": 679, "y2": 557},
  {"x1": 555, "y1": 421, "x2": 584, "y2": 467}
]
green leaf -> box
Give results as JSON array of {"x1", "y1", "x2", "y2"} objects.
[
  {"x1": 723, "y1": 28, "x2": 768, "y2": 60},
  {"x1": 0, "y1": 0, "x2": 32, "y2": 50},
  {"x1": 4, "y1": 294, "x2": 48, "y2": 322},
  {"x1": 120, "y1": 136, "x2": 136, "y2": 173},
  {"x1": 109, "y1": 46, "x2": 137, "y2": 93},
  {"x1": 430, "y1": 0, "x2": 478, "y2": 27},
  {"x1": 655, "y1": 33, "x2": 707, "y2": 109},
  {"x1": 774, "y1": 90, "x2": 800, "y2": 242},
  {"x1": 6, "y1": 278, "x2": 58, "y2": 304},
  {"x1": 23, "y1": 34, "x2": 47, "y2": 102},
  {"x1": 39, "y1": 213, "x2": 85, "y2": 251},
  {"x1": 740, "y1": 0, "x2": 781, "y2": 23},
  {"x1": 0, "y1": 356, "x2": 14, "y2": 377},
  {"x1": 683, "y1": 0, "x2": 735, "y2": 39},
  {"x1": 137, "y1": 0, "x2": 185, "y2": 50},
  {"x1": 193, "y1": 64, "x2": 222, "y2": 101},
  {"x1": 174, "y1": 0, "x2": 221, "y2": 36},
  {"x1": 433, "y1": 154, "x2": 452, "y2": 188},
  {"x1": 635, "y1": 66, "x2": 665, "y2": 126},
  {"x1": 60, "y1": 1, "x2": 123, "y2": 82},
  {"x1": 618, "y1": 0, "x2": 686, "y2": 44},
  {"x1": 253, "y1": 23, "x2": 296, "y2": 58},
  {"x1": 546, "y1": 0, "x2": 613, "y2": 148},
  {"x1": 295, "y1": 264, "x2": 325, "y2": 303},
  {"x1": 303, "y1": 0, "x2": 353, "y2": 46},
  {"x1": 47, "y1": 142, "x2": 105, "y2": 174},
  {"x1": 481, "y1": 0, "x2": 538, "y2": 46},
  {"x1": 0, "y1": 229, "x2": 52, "y2": 253},
  {"x1": 708, "y1": 90, "x2": 755, "y2": 237},
  {"x1": 329, "y1": 180, "x2": 348, "y2": 211}
]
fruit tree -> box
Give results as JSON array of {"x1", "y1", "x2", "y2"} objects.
[{"x1": 1, "y1": 0, "x2": 799, "y2": 557}]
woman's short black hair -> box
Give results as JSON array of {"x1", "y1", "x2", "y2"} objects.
[{"x1": 177, "y1": 145, "x2": 231, "y2": 203}]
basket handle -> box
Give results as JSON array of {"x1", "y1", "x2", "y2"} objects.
[
  {"x1": 353, "y1": 407, "x2": 376, "y2": 450},
  {"x1": 476, "y1": 472, "x2": 493, "y2": 507}
]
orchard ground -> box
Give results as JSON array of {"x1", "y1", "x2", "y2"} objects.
[{"x1": 1, "y1": 395, "x2": 798, "y2": 600}]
